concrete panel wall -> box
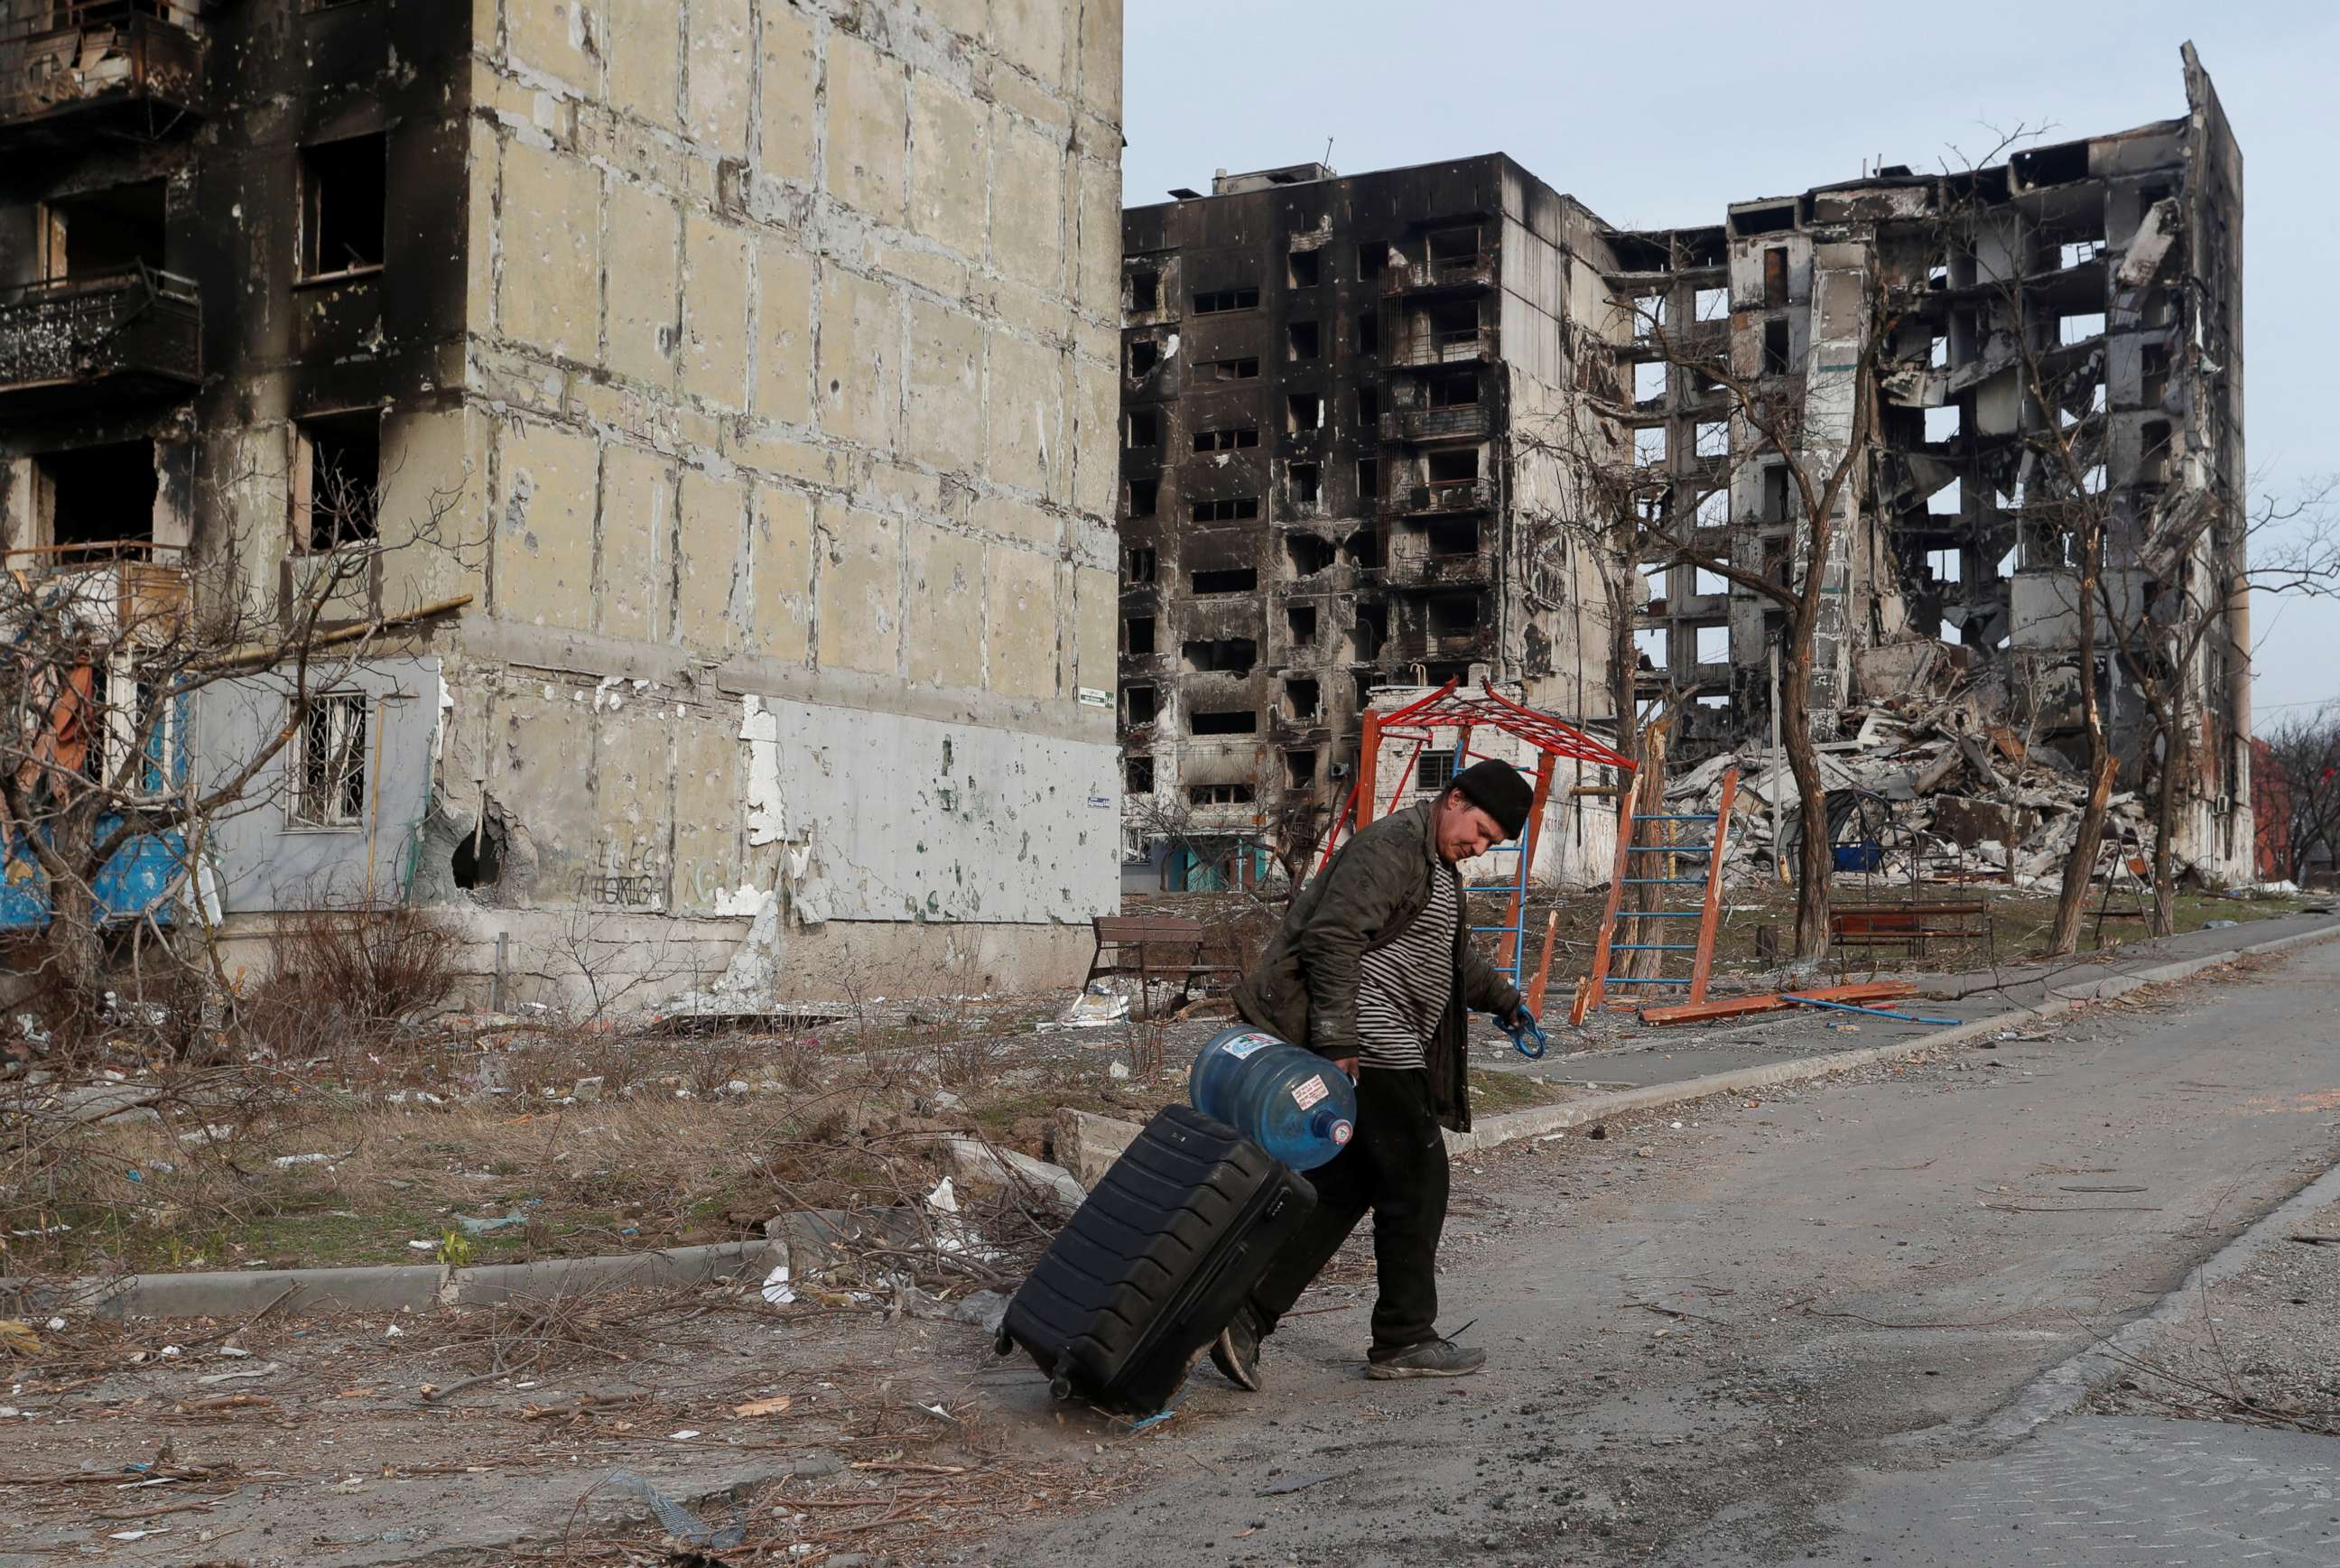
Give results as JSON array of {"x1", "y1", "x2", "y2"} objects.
[{"x1": 414, "y1": 0, "x2": 1123, "y2": 976}]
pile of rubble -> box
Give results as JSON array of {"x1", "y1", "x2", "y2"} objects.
[{"x1": 1666, "y1": 689, "x2": 2155, "y2": 892}]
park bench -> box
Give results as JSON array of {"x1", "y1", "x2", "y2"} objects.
[{"x1": 1083, "y1": 914, "x2": 1242, "y2": 1016}]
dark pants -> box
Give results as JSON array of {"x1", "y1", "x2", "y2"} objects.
[{"x1": 1246, "y1": 1066, "x2": 1448, "y2": 1359}]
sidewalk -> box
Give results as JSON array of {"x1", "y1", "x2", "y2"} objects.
[{"x1": 1457, "y1": 910, "x2": 2340, "y2": 1148}]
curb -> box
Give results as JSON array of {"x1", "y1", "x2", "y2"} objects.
[
  {"x1": 12, "y1": 920, "x2": 2335, "y2": 1322},
  {"x1": 1448, "y1": 917, "x2": 2340, "y2": 1157},
  {"x1": 5, "y1": 1239, "x2": 783, "y2": 1323}
]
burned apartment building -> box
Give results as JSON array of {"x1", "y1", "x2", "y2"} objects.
[
  {"x1": 1116, "y1": 156, "x2": 1620, "y2": 886},
  {"x1": 1120, "y1": 49, "x2": 2251, "y2": 886},
  {"x1": 0, "y1": 0, "x2": 1127, "y2": 1000}
]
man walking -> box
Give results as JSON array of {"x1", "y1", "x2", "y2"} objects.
[{"x1": 1215, "y1": 759, "x2": 1537, "y2": 1385}]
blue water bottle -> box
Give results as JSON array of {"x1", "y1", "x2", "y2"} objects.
[{"x1": 1188, "y1": 1026, "x2": 1358, "y2": 1171}]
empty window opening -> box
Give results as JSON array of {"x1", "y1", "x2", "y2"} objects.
[
  {"x1": 1924, "y1": 405, "x2": 1962, "y2": 443},
  {"x1": 1351, "y1": 603, "x2": 1388, "y2": 660},
  {"x1": 1286, "y1": 605, "x2": 1318, "y2": 645},
  {"x1": 1695, "y1": 489, "x2": 1729, "y2": 529},
  {"x1": 1190, "y1": 498, "x2": 1260, "y2": 523},
  {"x1": 1641, "y1": 563, "x2": 1668, "y2": 606},
  {"x1": 1356, "y1": 242, "x2": 1388, "y2": 282},
  {"x1": 36, "y1": 441, "x2": 158, "y2": 555},
  {"x1": 1188, "y1": 782, "x2": 1255, "y2": 806},
  {"x1": 1938, "y1": 618, "x2": 1962, "y2": 645},
  {"x1": 1290, "y1": 463, "x2": 1321, "y2": 506},
  {"x1": 1285, "y1": 748, "x2": 1317, "y2": 788},
  {"x1": 1633, "y1": 293, "x2": 1667, "y2": 341},
  {"x1": 1127, "y1": 545, "x2": 1156, "y2": 582},
  {"x1": 1190, "y1": 564, "x2": 1258, "y2": 593},
  {"x1": 1286, "y1": 320, "x2": 1321, "y2": 361},
  {"x1": 1761, "y1": 465, "x2": 1791, "y2": 522},
  {"x1": 1126, "y1": 615, "x2": 1156, "y2": 655},
  {"x1": 1428, "y1": 594, "x2": 1481, "y2": 637},
  {"x1": 43, "y1": 181, "x2": 167, "y2": 279},
  {"x1": 1189, "y1": 709, "x2": 1259, "y2": 736},
  {"x1": 1357, "y1": 457, "x2": 1381, "y2": 506},
  {"x1": 1694, "y1": 421, "x2": 1728, "y2": 458},
  {"x1": 2059, "y1": 311, "x2": 2106, "y2": 346},
  {"x1": 1694, "y1": 566, "x2": 1728, "y2": 596},
  {"x1": 1203, "y1": 357, "x2": 1260, "y2": 380},
  {"x1": 302, "y1": 134, "x2": 386, "y2": 277},
  {"x1": 1126, "y1": 409, "x2": 1158, "y2": 448},
  {"x1": 1127, "y1": 477, "x2": 1157, "y2": 518},
  {"x1": 1929, "y1": 477, "x2": 1963, "y2": 517},
  {"x1": 1425, "y1": 299, "x2": 1480, "y2": 348},
  {"x1": 293, "y1": 692, "x2": 369, "y2": 828},
  {"x1": 1287, "y1": 250, "x2": 1321, "y2": 288},
  {"x1": 1996, "y1": 546, "x2": 2019, "y2": 577},
  {"x1": 1694, "y1": 286, "x2": 1728, "y2": 322},
  {"x1": 1182, "y1": 637, "x2": 1257, "y2": 674},
  {"x1": 1634, "y1": 361, "x2": 1667, "y2": 404},
  {"x1": 1425, "y1": 449, "x2": 1480, "y2": 485},
  {"x1": 1426, "y1": 373, "x2": 1478, "y2": 408},
  {"x1": 1695, "y1": 693, "x2": 1731, "y2": 710},
  {"x1": 1763, "y1": 318, "x2": 1791, "y2": 375},
  {"x1": 1341, "y1": 528, "x2": 1382, "y2": 569},
  {"x1": 1284, "y1": 533, "x2": 1334, "y2": 576},
  {"x1": 1193, "y1": 426, "x2": 1258, "y2": 452},
  {"x1": 1285, "y1": 677, "x2": 1320, "y2": 720},
  {"x1": 1927, "y1": 548, "x2": 1963, "y2": 583},
  {"x1": 1128, "y1": 269, "x2": 1159, "y2": 311},
  {"x1": 2058, "y1": 239, "x2": 2103, "y2": 270},
  {"x1": 1928, "y1": 334, "x2": 1948, "y2": 369},
  {"x1": 1427, "y1": 227, "x2": 1479, "y2": 264},
  {"x1": 1287, "y1": 393, "x2": 1323, "y2": 432},
  {"x1": 298, "y1": 412, "x2": 381, "y2": 552},
  {"x1": 1634, "y1": 427, "x2": 1667, "y2": 467},
  {"x1": 1416, "y1": 751, "x2": 1458, "y2": 793},
  {"x1": 1695, "y1": 626, "x2": 1728, "y2": 663},
  {"x1": 1425, "y1": 517, "x2": 1477, "y2": 555},
  {"x1": 1357, "y1": 385, "x2": 1381, "y2": 423},
  {"x1": 1634, "y1": 627, "x2": 1667, "y2": 666},
  {"x1": 2082, "y1": 464, "x2": 2107, "y2": 496},
  {"x1": 1128, "y1": 339, "x2": 1158, "y2": 376},
  {"x1": 2141, "y1": 344, "x2": 2172, "y2": 407},
  {"x1": 2140, "y1": 420, "x2": 2175, "y2": 485},
  {"x1": 1762, "y1": 246, "x2": 1789, "y2": 306},
  {"x1": 1356, "y1": 311, "x2": 1379, "y2": 353},
  {"x1": 1126, "y1": 756, "x2": 1155, "y2": 793},
  {"x1": 1740, "y1": 203, "x2": 1796, "y2": 237},
  {"x1": 1124, "y1": 684, "x2": 1157, "y2": 725},
  {"x1": 1192, "y1": 286, "x2": 1259, "y2": 314}
]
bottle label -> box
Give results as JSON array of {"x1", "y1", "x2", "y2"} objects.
[
  {"x1": 1219, "y1": 1032, "x2": 1276, "y2": 1061},
  {"x1": 1331, "y1": 1119, "x2": 1353, "y2": 1146},
  {"x1": 1291, "y1": 1074, "x2": 1329, "y2": 1111}
]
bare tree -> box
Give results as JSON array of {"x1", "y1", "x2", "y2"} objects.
[
  {"x1": 2258, "y1": 704, "x2": 2340, "y2": 886},
  {"x1": 0, "y1": 448, "x2": 475, "y2": 1047}
]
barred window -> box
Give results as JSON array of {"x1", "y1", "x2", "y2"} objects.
[{"x1": 293, "y1": 693, "x2": 368, "y2": 827}]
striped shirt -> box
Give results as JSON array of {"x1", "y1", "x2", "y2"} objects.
[{"x1": 1353, "y1": 865, "x2": 1459, "y2": 1071}]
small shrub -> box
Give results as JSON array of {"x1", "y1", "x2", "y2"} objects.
[{"x1": 245, "y1": 904, "x2": 463, "y2": 1060}]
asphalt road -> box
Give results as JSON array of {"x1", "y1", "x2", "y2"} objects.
[{"x1": 975, "y1": 937, "x2": 2340, "y2": 1566}]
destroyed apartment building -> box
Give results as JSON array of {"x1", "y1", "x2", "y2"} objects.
[
  {"x1": 1119, "y1": 48, "x2": 2251, "y2": 888},
  {"x1": 0, "y1": 0, "x2": 1128, "y2": 1003}
]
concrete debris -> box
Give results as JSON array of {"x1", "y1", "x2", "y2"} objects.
[
  {"x1": 1039, "y1": 982, "x2": 1134, "y2": 1030},
  {"x1": 1051, "y1": 1109, "x2": 1146, "y2": 1189},
  {"x1": 945, "y1": 1140, "x2": 1087, "y2": 1211}
]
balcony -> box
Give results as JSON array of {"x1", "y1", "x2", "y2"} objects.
[
  {"x1": 4, "y1": 543, "x2": 190, "y2": 641},
  {"x1": 1379, "y1": 404, "x2": 1488, "y2": 444},
  {"x1": 1384, "y1": 550, "x2": 1490, "y2": 589},
  {"x1": 0, "y1": 1, "x2": 209, "y2": 147},
  {"x1": 1387, "y1": 327, "x2": 1493, "y2": 368},
  {"x1": 0, "y1": 264, "x2": 200, "y2": 413},
  {"x1": 1382, "y1": 255, "x2": 1495, "y2": 295},
  {"x1": 1385, "y1": 478, "x2": 1492, "y2": 517}
]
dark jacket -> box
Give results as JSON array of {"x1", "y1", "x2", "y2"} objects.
[{"x1": 1232, "y1": 800, "x2": 1521, "y2": 1134}]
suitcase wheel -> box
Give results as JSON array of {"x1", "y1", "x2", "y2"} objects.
[{"x1": 1049, "y1": 1372, "x2": 1074, "y2": 1402}]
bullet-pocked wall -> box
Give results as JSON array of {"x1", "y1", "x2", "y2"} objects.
[{"x1": 376, "y1": 0, "x2": 1128, "y2": 999}]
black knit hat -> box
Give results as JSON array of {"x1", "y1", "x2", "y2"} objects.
[{"x1": 1449, "y1": 759, "x2": 1534, "y2": 839}]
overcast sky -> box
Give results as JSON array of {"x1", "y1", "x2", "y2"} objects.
[{"x1": 1121, "y1": 0, "x2": 2339, "y2": 723}]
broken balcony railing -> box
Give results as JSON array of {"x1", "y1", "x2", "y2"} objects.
[
  {"x1": 1386, "y1": 327, "x2": 1493, "y2": 367},
  {"x1": 1379, "y1": 404, "x2": 1489, "y2": 443},
  {"x1": 2, "y1": 542, "x2": 191, "y2": 641},
  {"x1": 1386, "y1": 478, "x2": 1492, "y2": 516},
  {"x1": 0, "y1": 264, "x2": 202, "y2": 403},
  {"x1": 0, "y1": 0, "x2": 209, "y2": 135},
  {"x1": 1382, "y1": 255, "x2": 1495, "y2": 294}
]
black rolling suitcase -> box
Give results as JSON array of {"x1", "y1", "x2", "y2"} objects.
[{"x1": 997, "y1": 1103, "x2": 1314, "y2": 1415}]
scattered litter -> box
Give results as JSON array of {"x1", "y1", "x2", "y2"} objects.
[
  {"x1": 406, "y1": 1240, "x2": 436, "y2": 1252},
  {"x1": 454, "y1": 1209, "x2": 530, "y2": 1236},
  {"x1": 669, "y1": 1429, "x2": 701, "y2": 1441},
  {"x1": 1109, "y1": 1061, "x2": 1131, "y2": 1080},
  {"x1": 383, "y1": 1325, "x2": 404, "y2": 1339},
  {"x1": 760, "y1": 1264, "x2": 796, "y2": 1306},
  {"x1": 1040, "y1": 985, "x2": 1131, "y2": 1031},
  {"x1": 924, "y1": 1177, "x2": 959, "y2": 1214},
  {"x1": 1258, "y1": 1471, "x2": 1340, "y2": 1497},
  {"x1": 600, "y1": 1469, "x2": 746, "y2": 1552},
  {"x1": 731, "y1": 1395, "x2": 793, "y2": 1418},
  {"x1": 0, "y1": 1320, "x2": 43, "y2": 1356},
  {"x1": 270, "y1": 1153, "x2": 340, "y2": 1168}
]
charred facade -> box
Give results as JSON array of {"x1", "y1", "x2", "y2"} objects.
[
  {"x1": 1121, "y1": 49, "x2": 2251, "y2": 885},
  {"x1": 1117, "y1": 156, "x2": 1617, "y2": 886}
]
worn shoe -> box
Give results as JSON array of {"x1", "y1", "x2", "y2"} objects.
[
  {"x1": 1210, "y1": 1308, "x2": 1263, "y2": 1392},
  {"x1": 1366, "y1": 1337, "x2": 1486, "y2": 1379}
]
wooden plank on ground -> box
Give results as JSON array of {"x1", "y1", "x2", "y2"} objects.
[{"x1": 1637, "y1": 979, "x2": 1915, "y2": 1026}]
